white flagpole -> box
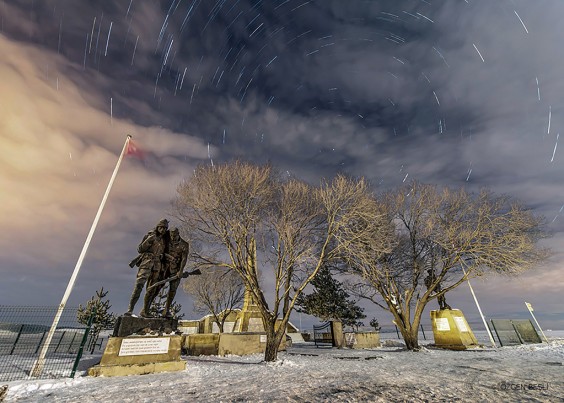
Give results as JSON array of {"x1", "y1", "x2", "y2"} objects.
[
  {"x1": 462, "y1": 267, "x2": 497, "y2": 348},
  {"x1": 31, "y1": 135, "x2": 132, "y2": 377},
  {"x1": 525, "y1": 302, "x2": 549, "y2": 343}
]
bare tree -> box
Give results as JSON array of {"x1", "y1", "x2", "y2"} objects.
[
  {"x1": 346, "y1": 181, "x2": 550, "y2": 350},
  {"x1": 173, "y1": 161, "x2": 392, "y2": 361},
  {"x1": 182, "y1": 268, "x2": 245, "y2": 332}
]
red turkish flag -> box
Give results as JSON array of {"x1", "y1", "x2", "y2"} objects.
[{"x1": 125, "y1": 139, "x2": 145, "y2": 159}]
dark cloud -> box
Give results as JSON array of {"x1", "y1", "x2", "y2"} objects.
[{"x1": 1, "y1": 0, "x2": 563, "y2": 328}]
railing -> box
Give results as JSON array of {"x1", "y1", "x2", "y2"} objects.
[
  {"x1": 0, "y1": 306, "x2": 96, "y2": 382},
  {"x1": 313, "y1": 322, "x2": 333, "y2": 347}
]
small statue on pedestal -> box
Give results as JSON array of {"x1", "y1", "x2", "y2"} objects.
[{"x1": 424, "y1": 269, "x2": 451, "y2": 310}]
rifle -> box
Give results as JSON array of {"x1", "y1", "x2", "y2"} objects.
[
  {"x1": 146, "y1": 269, "x2": 201, "y2": 291},
  {"x1": 129, "y1": 255, "x2": 142, "y2": 268},
  {"x1": 129, "y1": 252, "x2": 173, "y2": 268}
]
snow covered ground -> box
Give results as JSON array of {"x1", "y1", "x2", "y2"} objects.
[{"x1": 3, "y1": 332, "x2": 563, "y2": 402}]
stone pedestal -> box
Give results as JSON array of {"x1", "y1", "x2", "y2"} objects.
[
  {"x1": 88, "y1": 335, "x2": 185, "y2": 377},
  {"x1": 113, "y1": 315, "x2": 178, "y2": 337},
  {"x1": 431, "y1": 309, "x2": 479, "y2": 350}
]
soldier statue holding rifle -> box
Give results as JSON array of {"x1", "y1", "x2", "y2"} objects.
[
  {"x1": 125, "y1": 218, "x2": 169, "y2": 317},
  {"x1": 161, "y1": 228, "x2": 190, "y2": 318},
  {"x1": 126, "y1": 220, "x2": 198, "y2": 318}
]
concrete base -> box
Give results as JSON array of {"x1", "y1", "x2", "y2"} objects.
[
  {"x1": 88, "y1": 360, "x2": 186, "y2": 377},
  {"x1": 88, "y1": 335, "x2": 185, "y2": 377},
  {"x1": 431, "y1": 309, "x2": 479, "y2": 350}
]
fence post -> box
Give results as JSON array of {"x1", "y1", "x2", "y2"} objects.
[
  {"x1": 510, "y1": 320, "x2": 525, "y2": 344},
  {"x1": 67, "y1": 331, "x2": 78, "y2": 353},
  {"x1": 34, "y1": 331, "x2": 47, "y2": 354},
  {"x1": 420, "y1": 324, "x2": 427, "y2": 340},
  {"x1": 10, "y1": 324, "x2": 25, "y2": 355},
  {"x1": 90, "y1": 334, "x2": 100, "y2": 354},
  {"x1": 70, "y1": 307, "x2": 96, "y2": 378},
  {"x1": 490, "y1": 319, "x2": 502, "y2": 347},
  {"x1": 54, "y1": 331, "x2": 66, "y2": 353}
]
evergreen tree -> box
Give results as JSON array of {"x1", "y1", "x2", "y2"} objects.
[
  {"x1": 369, "y1": 317, "x2": 381, "y2": 331},
  {"x1": 77, "y1": 287, "x2": 117, "y2": 351},
  {"x1": 296, "y1": 265, "x2": 365, "y2": 328},
  {"x1": 149, "y1": 286, "x2": 185, "y2": 319}
]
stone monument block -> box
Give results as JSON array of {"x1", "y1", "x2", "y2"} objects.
[
  {"x1": 344, "y1": 331, "x2": 381, "y2": 349},
  {"x1": 218, "y1": 332, "x2": 286, "y2": 356},
  {"x1": 183, "y1": 333, "x2": 220, "y2": 356},
  {"x1": 431, "y1": 309, "x2": 479, "y2": 350},
  {"x1": 88, "y1": 335, "x2": 185, "y2": 377},
  {"x1": 182, "y1": 333, "x2": 286, "y2": 356}
]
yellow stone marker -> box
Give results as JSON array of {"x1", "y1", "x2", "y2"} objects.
[{"x1": 430, "y1": 309, "x2": 479, "y2": 350}]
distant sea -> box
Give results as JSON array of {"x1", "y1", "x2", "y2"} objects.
[{"x1": 378, "y1": 328, "x2": 564, "y2": 345}]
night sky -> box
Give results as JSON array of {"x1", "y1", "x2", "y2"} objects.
[{"x1": 1, "y1": 0, "x2": 563, "y2": 330}]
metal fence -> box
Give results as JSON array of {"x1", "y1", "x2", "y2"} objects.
[
  {"x1": 0, "y1": 306, "x2": 97, "y2": 382},
  {"x1": 313, "y1": 322, "x2": 333, "y2": 347}
]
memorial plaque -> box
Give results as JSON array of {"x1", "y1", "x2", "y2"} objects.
[
  {"x1": 118, "y1": 337, "x2": 170, "y2": 356},
  {"x1": 259, "y1": 335, "x2": 267, "y2": 343},
  {"x1": 511, "y1": 320, "x2": 542, "y2": 344},
  {"x1": 490, "y1": 319, "x2": 521, "y2": 346},
  {"x1": 454, "y1": 316, "x2": 468, "y2": 332},
  {"x1": 435, "y1": 317, "x2": 450, "y2": 331}
]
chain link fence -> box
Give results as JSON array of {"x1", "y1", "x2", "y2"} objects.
[{"x1": 0, "y1": 306, "x2": 98, "y2": 382}]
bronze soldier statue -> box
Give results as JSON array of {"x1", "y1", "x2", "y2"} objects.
[
  {"x1": 161, "y1": 228, "x2": 189, "y2": 318},
  {"x1": 424, "y1": 269, "x2": 451, "y2": 310},
  {"x1": 125, "y1": 218, "x2": 169, "y2": 317}
]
